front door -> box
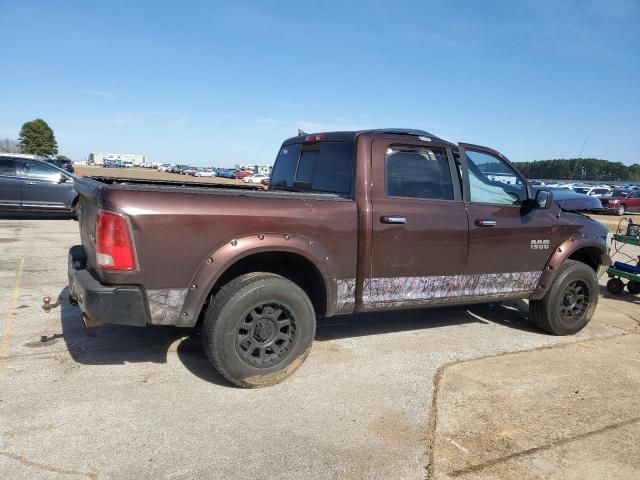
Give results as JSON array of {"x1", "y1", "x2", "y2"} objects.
[
  {"x1": 0, "y1": 157, "x2": 22, "y2": 208},
  {"x1": 459, "y1": 143, "x2": 555, "y2": 296},
  {"x1": 20, "y1": 161, "x2": 71, "y2": 209},
  {"x1": 366, "y1": 137, "x2": 469, "y2": 310},
  {"x1": 627, "y1": 191, "x2": 640, "y2": 211}
]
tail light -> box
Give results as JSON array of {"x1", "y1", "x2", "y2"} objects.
[{"x1": 95, "y1": 210, "x2": 136, "y2": 270}]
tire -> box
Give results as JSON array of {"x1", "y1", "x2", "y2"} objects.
[
  {"x1": 616, "y1": 204, "x2": 626, "y2": 216},
  {"x1": 607, "y1": 278, "x2": 624, "y2": 294},
  {"x1": 529, "y1": 260, "x2": 599, "y2": 335},
  {"x1": 627, "y1": 281, "x2": 640, "y2": 295},
  {"x1": 70, "y1": 200, "x2": 79, "y2": 221},
  {"x1": 202, "y1": 273, "x2": 316, "y2": 388}
]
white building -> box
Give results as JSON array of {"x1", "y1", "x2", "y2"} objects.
[{"x1": 89, "y1": 153, "x2": 146, "y2": 166}]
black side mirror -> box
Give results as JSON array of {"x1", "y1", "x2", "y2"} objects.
[
  {"x1": 535, "y1": 189, "x2": 553, "y2": 209},
  {"x1": 57, "y1": 173, "x2": 69, "y2": 183}
]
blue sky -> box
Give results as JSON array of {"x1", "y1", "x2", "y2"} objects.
[{"x1": 1, "y1": 0, "x2": 638, "y2": 166}]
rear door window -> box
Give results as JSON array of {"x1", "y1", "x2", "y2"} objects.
[
  {"x1": 0, "y1": 158, "x2": 17, "y2": 177},
  {"x1": 385, "y1": 146, "x2": 454, "y2": 200}
]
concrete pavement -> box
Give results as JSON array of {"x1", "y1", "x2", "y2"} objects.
[{"x1": 0, "y1": 217, "x2": 639, "y2": 479}]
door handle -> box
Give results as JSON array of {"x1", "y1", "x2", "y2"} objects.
[
  {"x1": 26, "y1": 181, "x2": 36, "y2": 185},
  {"x1": 381, "y1": 215, "x2": 407, "y2": 224},
  {"x1": 475, "y1": 219, "x2": 497, "y2": 227}
]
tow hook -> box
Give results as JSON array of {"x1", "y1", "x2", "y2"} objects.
[{"x1": 42, "y1": 296, "x2": 61, "y2": 313}]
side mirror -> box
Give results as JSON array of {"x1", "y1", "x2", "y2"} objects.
[
  {"x1": 57, "y1": 173, "x2": 69, "y2": 183},
  {"x1": 535, "y1": 189, "x2": 553, "y2": 209}
]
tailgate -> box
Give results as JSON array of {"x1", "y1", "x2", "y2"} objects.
[{"x1": 74, "y1": 178, "x2": 102, "y2": 271}]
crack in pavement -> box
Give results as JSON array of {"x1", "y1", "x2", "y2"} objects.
[
  {"x1": 448, "y1": 416, "x2": 640, "y2": 477},
  {"x1": 0, "y1": 450, "x2": 98, "y2": 479},
  {"x1": 423, "y1": 330, "x2": 635, "y2": 479}
]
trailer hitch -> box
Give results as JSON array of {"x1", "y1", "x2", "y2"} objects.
[{"x1": 42, "y1": 296, "x2": 61, "y2": 313}]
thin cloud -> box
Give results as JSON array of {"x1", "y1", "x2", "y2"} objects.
[
  {"x1": 81, "y1": 89, "x2": 115, "y2": 98},
  {"x1": 99, "y1": 111, "x2": 188, "y2": 126}
]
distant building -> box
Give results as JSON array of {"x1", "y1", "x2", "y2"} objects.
[
  {"x1": 235, "y1": 164, "x2": 273, "y2": 175},
  {"x1": 88, "y1": 153, "x2": 146, "y2": 166}
]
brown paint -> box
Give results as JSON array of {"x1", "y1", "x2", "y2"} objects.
[{"x1": 73, "y1": 129, "x2": 610, "y2": 326}]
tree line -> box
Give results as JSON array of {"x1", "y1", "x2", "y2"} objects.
[{"x1": 513, "y1": 158, "x2": 640, "y2": 182}]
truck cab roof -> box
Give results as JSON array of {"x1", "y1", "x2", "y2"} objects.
[{"x1": 282, "y1": 128, "x2": 454, "y2": 147}]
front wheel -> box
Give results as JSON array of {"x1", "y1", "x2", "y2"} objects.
[
  {"x1": 529, "y1": 260, "x2": 599, "y2": 335},
  {"x1": 616, "y1": 204, "x2": 626, "y2": 216},
  {"x1": 202, "y1": 273, "x2": 316, "y2": 388}
]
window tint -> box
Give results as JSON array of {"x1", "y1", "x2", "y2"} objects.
[
  {"x1": 23, "y1": 162, "x2": 59, "y2": 179},
  {"x1": 465, "y1": 150, "x2": 526, "y2": 205},
  {"x1": 270, "y1": 141, "x2": 353, "y2": 195},
  {"x1": 0, "y1": 159, "x2": 17, "y2": 176},
  {"x1": 270, "y1": 143, "x2": 301, "y2": 190},
  {"x1": 385, "y1": 146, "x2": 454, "y2": 200}
]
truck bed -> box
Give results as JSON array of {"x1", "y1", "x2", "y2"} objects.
[{"x1": 84, "y1": 176, "x2": 349, "y2": 200}]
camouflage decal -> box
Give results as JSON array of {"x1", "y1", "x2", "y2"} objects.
[
  {"x1": 147, "y1": 288, "x2": 188, "y2": 325},
  {"x1": 363, "y1": 271, "x2": 542, "y2": 307},
  {"x1": 336, "y1": 278, "x2": 356, "y2": 312}
]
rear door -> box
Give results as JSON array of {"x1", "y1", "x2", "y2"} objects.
[
  {"x1": 459, "y1": 143, "x2": 555, "y2": 293},
  {"x1": 0, "y1": 157, "x2": 21, "y2": 208},
  {"x1": 20, "y1": 161, "x2": 71, "y2": 209},
  {"x1": 367, "y1": 137, "x2": 469, "y2": 309}
]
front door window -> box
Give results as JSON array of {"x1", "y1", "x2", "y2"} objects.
[{"x1": 465, "y1": 150, "x2": 526, "y2": 205}]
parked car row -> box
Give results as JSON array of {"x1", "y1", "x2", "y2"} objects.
[
  {"x1": 530, "y1": 181, "x2": 640, "y2": 215},
  {"x1": 145, "y1": 162, "x2": 271, "y2": 184}
]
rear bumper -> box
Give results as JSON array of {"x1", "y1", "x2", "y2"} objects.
[{"x1": 68, "y1": 245, "x2": 149, "y2": 326}]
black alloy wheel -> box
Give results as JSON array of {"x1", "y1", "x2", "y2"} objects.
[
  {"x1": 235, "y1": 303, "x2": 297, "y2": 368},
  {"x1": 560, "y1": 280, "x2": 590, "y2": 325}
]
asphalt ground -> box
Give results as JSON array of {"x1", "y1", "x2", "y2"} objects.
[{"x1": 0, "y1": 213, "x2": 639, "y2": 479}]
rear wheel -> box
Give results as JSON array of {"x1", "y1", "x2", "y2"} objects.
[
  {"x1": 202, "y1": 273, "x2": 316, "y2": 388},
  {"x1": 529, "y1": 260, "x2": 598, "y2": 335}
]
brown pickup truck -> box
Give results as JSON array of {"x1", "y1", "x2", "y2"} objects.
[{"x1": 68, "y1": 129, "x2": 610, "y2": 387}]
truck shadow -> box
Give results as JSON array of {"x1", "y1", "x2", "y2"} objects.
[
  {"x1": 57, "y1": 287, "x2": 540, "y2": 387},
  {"x1": 0, "y1": 212, "x2": 76, "y2": 220}
]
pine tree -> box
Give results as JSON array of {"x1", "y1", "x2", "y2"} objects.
[{"x1": 18, "y1": 118, "x2": 58, "y2": 157}]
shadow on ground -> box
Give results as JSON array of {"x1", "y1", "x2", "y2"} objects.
[
  {"x1": 54, "y1": 286, "x2": 542, "y2": 387},
  {"x1": 0, "y1": 212, "x2": 75, "y2": 220}
]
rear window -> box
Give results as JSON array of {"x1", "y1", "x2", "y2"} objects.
[
  {"x1": 270, "y1": 141, "x2": 353, "y2": 195},
  {"x1": 0, "y1": 158, "x2": 17, "y2": 176}
]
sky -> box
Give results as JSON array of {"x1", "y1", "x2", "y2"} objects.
[{"x1": 1, "y1": 0, "x2": 639, "y2": 167}]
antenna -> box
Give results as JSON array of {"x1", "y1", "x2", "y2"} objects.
[
  {"x1": 578, "y1": 137, "x2": 588, "y2": 157},
  {"x1": 297, "y1": 129, "x2": 307, "y2": 136}
]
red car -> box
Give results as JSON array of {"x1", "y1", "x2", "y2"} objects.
[
  {"x1": 232, "y1": 171, "x2": 252, "y2": 180},
  {"x1": 599, "y1": 189, "x2": 640, "y2": 215}
]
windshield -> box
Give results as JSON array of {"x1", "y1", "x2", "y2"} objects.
[
  {"x1": 574, "y1": 188, "x2": 590, "y2": 194},
  {"x1": 603, "y1": 190, "x2": 628, "y2": 197}
]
